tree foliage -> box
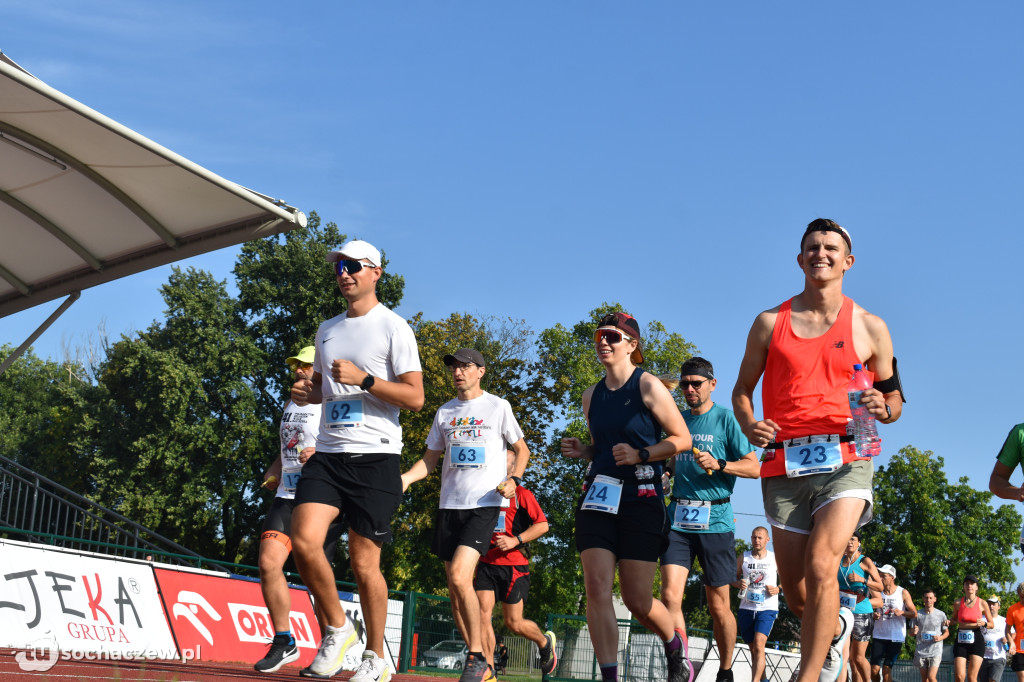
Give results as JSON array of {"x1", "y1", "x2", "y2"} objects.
[
  {"x1": 864, "y1": 446, "x2": 1022, "y2": 612},
  {"x1": 90, "y1": 267, "x2": 272, "y2": 560},
  {"x1": 0, "y1": 345, "x2": 97, "y2": 491}
]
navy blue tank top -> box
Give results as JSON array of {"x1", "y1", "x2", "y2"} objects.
[{"x1": 587, "y1": 367, "x2": 664, "y2": 483}]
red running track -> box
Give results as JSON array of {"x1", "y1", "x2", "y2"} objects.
[{"x1": 0, "y1": 649, "x2": 457, "y2": 682}]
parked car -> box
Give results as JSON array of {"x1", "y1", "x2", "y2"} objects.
[{"x1": 419, "y1": 639, "x2": 468, "y2": 669}]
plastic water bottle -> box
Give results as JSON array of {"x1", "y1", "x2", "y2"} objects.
[{"x1": 848, "y1": 364, "x2": 881, "y2": 456}]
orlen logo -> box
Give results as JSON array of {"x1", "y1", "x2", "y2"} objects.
[
  {"x1": 171, "y1": 591, "x2": 222, "y2": 645},
  {"x1": 227, "y1": 604, "x2": 317, "y2": 648}
]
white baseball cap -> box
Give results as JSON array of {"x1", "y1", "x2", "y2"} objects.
[
  {"x1": 326, "y1": 239, "x2": 381, "y2": 267},
  {"x1": 878, "y1": 564, "x2": 896, "y2": 577}
]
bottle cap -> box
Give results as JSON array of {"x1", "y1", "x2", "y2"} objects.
[{"x1": 853, "y1": 364, "x2": 863, "y2": 371}]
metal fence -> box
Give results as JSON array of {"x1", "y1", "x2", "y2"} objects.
[
  {"x1": 0, "y1": 454, "x2": 214, "y2": 568},
  {"x1": 542, "y1": 613, "x2": 685, "y2": 682}
]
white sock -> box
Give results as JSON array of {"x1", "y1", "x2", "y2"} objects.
[{"x1": 326, "y1": 620, "x2": 354, "y2": 636}]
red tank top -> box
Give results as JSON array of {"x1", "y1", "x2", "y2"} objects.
[
  {"x1": 760, "y1": 296, "x2": 871, "y2": 477},
  {"x1": 958, "y1": 597, "x2": 982, "y2": 624}
]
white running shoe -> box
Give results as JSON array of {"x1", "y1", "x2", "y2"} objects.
[
  {"x1": 818, "y1": 607, "x2": 854, "y2": 682},
  {"x1": 306, "y1": 623, "x2": 358, "y2": 677},
  {"x1": 351, "y1": 651, "x2": 392, "y2": 682}
]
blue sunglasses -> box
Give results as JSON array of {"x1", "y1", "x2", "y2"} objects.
[{"x1": 334, "y1": 260, "x2": 376, "y2": 276}]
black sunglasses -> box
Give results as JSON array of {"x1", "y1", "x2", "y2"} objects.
[{"x1": 680, "y1": 379, "x2": 709, "y2": 389}]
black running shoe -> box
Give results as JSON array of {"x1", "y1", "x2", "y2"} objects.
[
  {"x1": 459, "y1": 654, "x2": 496, "y2": 682},
  {"x1": 540, "y1": 630, "x2": 558, "y2": 675},
  {"x1": 666, "y1": 642, "x2": 688, "y2": 682},
  {"x1": 254, "y1": 633, "x2": 299, "y2": 673}
]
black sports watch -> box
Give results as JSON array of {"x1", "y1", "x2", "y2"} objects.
[
  {"x1": 716, "y1": 458, "x2": 727, "y2": 472},
  {"x1": 638, "y1": 448, "x2": 651, "y2": 463},
  {"x1": 361, "y1": 374, "x2": 376, "y2": 391},
  {"x1": 509, "y1": 476, "x2": 522, "y2": 486}
]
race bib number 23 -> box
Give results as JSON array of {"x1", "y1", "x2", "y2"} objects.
[{"x1": 784, "y1": 436, "x2": 843, "y2": 478}]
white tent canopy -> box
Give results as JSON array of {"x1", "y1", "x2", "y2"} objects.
[{"x1": 0, "y1": 51, "x2": 306, "y2": 322}]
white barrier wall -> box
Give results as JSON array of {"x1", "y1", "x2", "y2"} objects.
[{"x1": 0, "y1": 539, "x2": 177, "y2": 659}]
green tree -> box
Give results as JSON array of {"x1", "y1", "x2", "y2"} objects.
[
  {"x1": 0, "y1": 345, "x2": 97, "y2": 492},
  {"x1": 865, "y1": 446, "x2": 1022, "y2": 614},
  {"x1": 529, "y1": 304, "x2": 698, "y2": 618},
  {"x1": 90, "y1": 267, "x2": 272, "y2": 561}
]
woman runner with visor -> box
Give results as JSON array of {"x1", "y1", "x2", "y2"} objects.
[{"x1": 561, "y1": 312, "x2": 692, "y2": 682}]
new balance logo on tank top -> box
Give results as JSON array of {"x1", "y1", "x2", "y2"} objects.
[{"x1": 760, "y1": 296, "x2": 871, "y2": 477}]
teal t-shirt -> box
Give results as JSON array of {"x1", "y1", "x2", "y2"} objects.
[
  {"x1": 997, "y1": 424, "x2": 1024, "y2": 471},
  {"x1": 669, "y1": 403, "x2": 754, "y2": 534}
]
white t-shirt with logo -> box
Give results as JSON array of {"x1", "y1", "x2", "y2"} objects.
[
  {"x1": 314, "y1": 304, "x2": 421, "y2": 454},
  {"x1": 426, "y1": 392, "x2": 525, "y2": 509},
  {"x1": 740, "y1": 550, "x2": 780, "y2": 612},
  {"x1": 874, "y1": 587, "x2": 908, "y2": 642},
  {"x1": 277, "y1": 401, "x2": 322, "y2": 500}
]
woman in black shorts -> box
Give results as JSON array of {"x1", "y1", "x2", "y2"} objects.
[
  {"x1": 560, "y1": 312, "x2": 691, "y2": 682},
  {"x1": 953, "y1": 575, "x2": 994, "y2": 682}
]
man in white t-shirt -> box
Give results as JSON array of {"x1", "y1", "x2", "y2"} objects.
[
  {"x1": 291, "y1": 239, "x2": 424, "y2": 681},
  {"x1": 403, "y1": 348, "x2": 531, "y2": 682},
  {"x1": 733, "y1": 526, "x2": 781, "y2": 682},
  {"x1": 980, "y1": 594, "x2": 1009, "y2": 682}
]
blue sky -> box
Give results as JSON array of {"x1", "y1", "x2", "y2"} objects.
[{"x1": 4, "y1": 2, "x2": 1024, "y2": 578}]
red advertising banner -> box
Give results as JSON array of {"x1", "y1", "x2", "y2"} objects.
[{"x1": 155, "y1": 568, "x2": 321, "y2": 668}]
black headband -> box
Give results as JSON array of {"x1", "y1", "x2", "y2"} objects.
[{"x1": 679, "y1": 364, "x2": 714, "y2": 380}]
